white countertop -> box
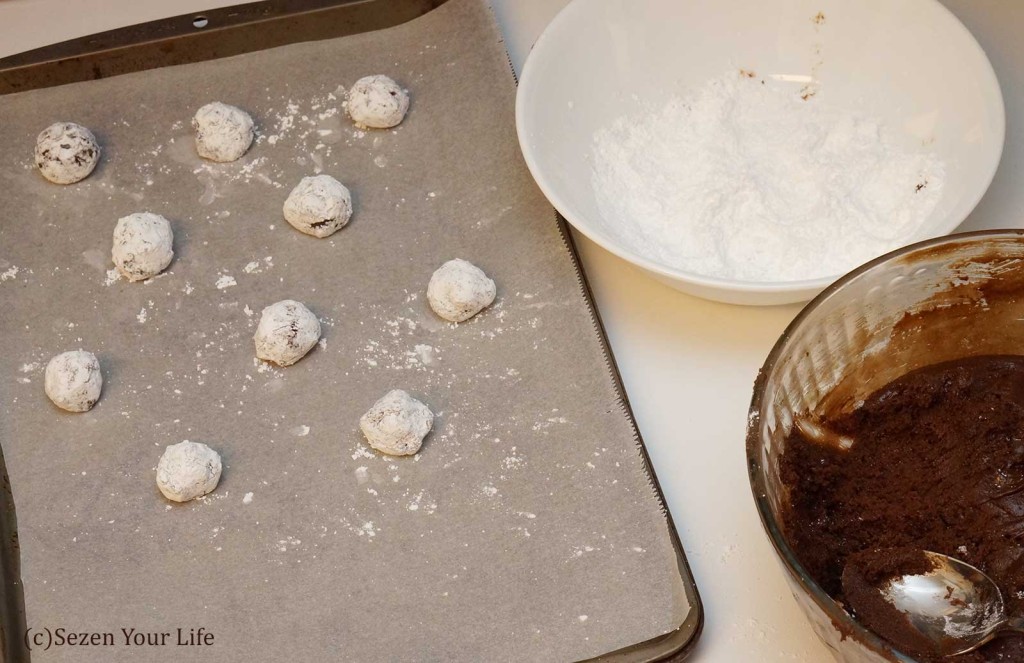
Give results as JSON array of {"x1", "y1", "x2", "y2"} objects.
[{"x1": 3, "y1": 0, "x2": 1022, "y2": 660}]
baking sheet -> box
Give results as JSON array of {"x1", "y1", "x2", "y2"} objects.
[{"x1": 0, "y1": 0, "x2": 693, "y2": 660}]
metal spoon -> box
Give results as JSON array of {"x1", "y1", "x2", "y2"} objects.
[{"x1": 862, "y1": 551, "x2": 1024, "y2": 657}]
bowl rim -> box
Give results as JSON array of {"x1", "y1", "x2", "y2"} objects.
[
  {"x1": 745, "y1": 228, "x2": 1024, "y2": 659},
  {"x1": 514, "y1": 0, "x2": 1006, "y2": 297}
]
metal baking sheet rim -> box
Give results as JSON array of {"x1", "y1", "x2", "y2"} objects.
[{"x1": 0, "y1": 1, "x2": 704, "y2": 661}]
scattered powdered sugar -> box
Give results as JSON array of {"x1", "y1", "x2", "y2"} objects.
[
  {"x1": 191, "y1": 154, "x2": 283, "y2": 206},
  {"x1": 215, "y1": 274, "x2": 237, "y2": 290},
  {"x1": 355, "y1": 521, "x2": 377, "y2": 538},
  {"x1": 355, "y1": 309, "x2": 442, "y2": 371},
  {"x1": 265, "y1": 101, "x2": 300, "y2": 145},
  {"x1": 136, "y1": 307, "x2": 148, "y2": 324},
  {"x1": 104, "y1": 268, "x2": 123, "y2": 286},
  {"x1": 351, "y1": 445, "x2": 375, "y2": 460},
  {"x1": 243, "y1": 256, "x2": 273, "y2": 274},
  {"x1": 0, "y1": 265, "x2": 19, "y2": 282},
  {"x1": 406, "y1": 490, "x2": 437, "y2": 514},
  {"x1": 591, "y1": 70, "x2": 945, "y2": 282},
  {"x1": 502, "y1": 448, "x2": 525, "y2": 470},
  {"x1": 17, "y1": 361, "x2": 41, "y2": 384},
  {"x1": 413, "y1": 344, "x2": 438, "y2": 366},
  {"x1": 254, "y1": 357, "x2": 282, "y2": 376},
  {"x1": 568, "y1": 545, "x2": 598, "y2": 561},
  {"x1": 242, "y1": 492, "x2": 254, "y2": 505},
  {"x1": 276, "y1": 535, "x2": 302, "y2": 552}
]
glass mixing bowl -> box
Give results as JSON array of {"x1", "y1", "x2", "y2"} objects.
[{"x1": 746, "y1": 230, "x2": 1024, "y2": 661}]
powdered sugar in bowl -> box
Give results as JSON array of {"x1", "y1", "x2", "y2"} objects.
[{"x1": 516, "y1": 0, "x2": 1004, "y2": 305}]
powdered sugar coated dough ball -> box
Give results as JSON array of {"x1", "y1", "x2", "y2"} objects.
[
  {"x1": 347, "y1": 75, "x2": 409, "y2": 129},
  {"x1": 112, "y1": 212, "x2": 174, "y2": 282},
  {"x1": 156, "y1": 440, "x2": 222, "y2": 503},
  {"x1": 360, "y1": 389, "x2": 434, "y2": 456},
  {"x1": 35, "y1": 122, "x2": 100, "y2": 184},
  {"x1": 283, "y1": 175, "x2": 353, "y2": 238},
  {"x1": 427, "y1": 259, "x2": 496, "y2": 323},
  {"x1": 45, "y1": 350, "x2": 102, "y2": 413},
  {"x1": 192, "y1": 102, "x2": 254, "y2": 162},
  {"x1": 254, "y1": 300, "x2": 321, "y2": 366}
]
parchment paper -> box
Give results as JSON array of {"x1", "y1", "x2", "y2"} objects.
[{"x1": 0, "y1": 0, "x2": 689, "y2": 660}]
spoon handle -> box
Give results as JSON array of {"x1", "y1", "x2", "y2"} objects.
[{"x1": 1003, "y1": 617, "x2": 1024, "y2": 634}]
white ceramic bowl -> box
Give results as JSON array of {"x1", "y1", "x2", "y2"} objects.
[{"x1": 516, "y1": 0, "x2": 1005, "y2": 305}]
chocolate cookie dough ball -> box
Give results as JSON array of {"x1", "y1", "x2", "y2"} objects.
[
  {"x1": 34, "y1": 122, "x2": 100, "y2": 184},
  {"x1": 282, "y1": 174, "x2": 353, "y2": 238},
  {"x1": 44, "y1": 350, "x2": 102, "y2": 413},
  {"x1": 254, "y1": 300, "x2": 321, "y2": 366},
  {"x1": 192, "y1": 102, "x2": 255, "y2": 162},
  {"x1": 112, "y1": 212, "x2": 174, "y2": 282},
  {"x1": 359, "y1": 389, "x2": 434, "y2": 456},
  {"x1": 156, "y1": 440, "x2": 222, "y2": 503},
  {"x1": 427, "y1": 259, "x2": 496, "y2": 323},
  {"x1": 346, "y1": 75, "x2": 409, "y2": 129}
]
